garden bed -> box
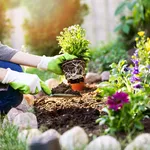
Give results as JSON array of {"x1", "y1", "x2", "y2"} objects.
[
  {"x1": 34, "y1": 86, "x2": 103, "y2": 137},
  {"x1": 34, "y1": 84, "x2": 150, "y2": 140}
]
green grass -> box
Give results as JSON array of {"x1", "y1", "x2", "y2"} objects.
[{"x1": 0, "y1": 117, "x2": 27, "y2": 150}]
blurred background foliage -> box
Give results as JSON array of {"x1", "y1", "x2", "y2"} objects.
[
  {"x1": 0, "y1": 0, "x2": 13, "y2": 44},
  {"x1": 22, "y1": 0, "x2": 89, "y2": 56},
  {"x1": 114, "y1": 0, "x2": 150, "y2": 49},
  {"x1": 88, "y1": 40, "x2": 128, "y2": 72}
]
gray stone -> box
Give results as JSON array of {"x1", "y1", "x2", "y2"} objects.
[
  {"x1": 41, "y1": 129, "x2": 61, "y2": 139},
  {"x1": 100, "y1": 71, "x2": 110, "y2": 81},
  {"x1": 13, "y1": 112, "x2": 38, "y2": 130},
  {"x1": 85, "y1": 72, "x2": 101, "y2": 84},
  {"x1": 3, "y1": 108, "x2": 23, "y2": 125},
  {"x1": 18, "y1": 129, "x2": 42, "y2": 144},
  {"x1": 29, "y1": 131, "x2": 61, "y2": 150},
  {"x1": 85, "y1": 135, "x2": 121, "y2": 150},
  {"x1": 60, "y1": 126, "x2": 88, "y2": 150},
  {"x1": 125, "y1": 133, "x2": 150, "y2": 150}
]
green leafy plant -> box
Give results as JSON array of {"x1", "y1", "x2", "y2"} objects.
[
  {"x1": 0, "y1": 119, "x2": 27, "y2": 150},
  {"x1": 88, "y1": 40, "x2": 128, "y2": 72},
  {"x1": 114, "y1": 0, "x2": 150, "y2": 49},
  {"x1": 96, "y1": 32, "x2": 150, "y2": 134},
  {"x1": 57, "y1": 24, "x2": 91, "y2": 61}
]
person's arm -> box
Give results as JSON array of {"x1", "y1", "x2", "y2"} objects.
[
  {"x1": 10, "y1": 51, "x2": 42, "y2": 68},
  {"x1": 0, "y1": 68, "x2": 7, "y2": 81}
]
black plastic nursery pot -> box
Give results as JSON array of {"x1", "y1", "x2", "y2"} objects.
[{"x1": 61, "y1": 58, "x2": 86, "y2": 91}]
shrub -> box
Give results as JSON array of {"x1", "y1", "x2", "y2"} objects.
[
  {"x1": 114, "y1": 0, "x2": 150, "y2": 49},
  {"x1": 22, "y1": 0, "x2": 89, "y2": 56},
  {"x1": 57, "y1": 24, "x2": 91, "y2": 61},
  {"x1": 88, "y1": 40, "x2": 128, "y2": 72}
]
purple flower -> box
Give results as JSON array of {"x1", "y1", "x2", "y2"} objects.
[
  {"x1": 107, "y1": 92, "x2": 129, "y2": 111},
  {"x1": 130, "y1": 75, "x2": 141, "y2": 83},
  {"x1": 133, "y1": 67, "x2": 139, "y2": 74},
  {"x1": 133, "y1": 83, "x2": 142, "y2": 89}
]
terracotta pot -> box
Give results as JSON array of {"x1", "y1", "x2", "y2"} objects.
[{"x1": 70, "y1": 82, "x2": 85, "y2": 91}]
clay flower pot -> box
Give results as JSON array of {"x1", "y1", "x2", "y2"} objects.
[
  {"x1": 70, "y1": 82, "x2": 85, "y2": 91},
  {"x1": 62, "y1": 59, "x2": 86, "y2": 91}
]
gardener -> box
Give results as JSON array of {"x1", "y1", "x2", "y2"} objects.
[{"x1": 0, "y1": 43, "x2": 76, "y2": 113}]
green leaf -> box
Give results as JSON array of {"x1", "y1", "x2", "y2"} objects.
[
  {"x1": 115, "y1": 2, "x2": 127, "y2": 16},
  {"x1": 134, "y1": 122, "x2": 144, "y2": 130},
  {"x1": 127, "y1": 0, "x2": 137, "y2": 10},
  {"x1": 114, "y1": 23, "x2": 122, "y2": 32},
  {"x1": 126, "y1": 19, "x2": 133, "y2": 25},
  {"x1": 122, "y1": 24, "x2": 130, "y2": 34},
  {"x1": 102, "y1": 107, "x2": 109, "y2": 114}
]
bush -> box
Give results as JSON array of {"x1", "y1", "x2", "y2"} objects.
[
  {"x1": 114, "y1": 0, "x2": 150, "y2": 49},
  {"x1": 22, "y1": 0, "x2": 89, "y2": 56},
  {"x1": 88, "y1": 40, "x2": 128, "y2": 72}
]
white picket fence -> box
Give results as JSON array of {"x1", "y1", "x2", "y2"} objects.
[{"x1": 8, "y1": 0, "x2": 122, "y2": 50}]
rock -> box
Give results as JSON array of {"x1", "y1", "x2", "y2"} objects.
[
  {"x1": 13, "y1": 112, "x2": 38, "y2": 130},
  {"x1": 85, "y1": 135, "x2": 121, "y2": 150},
  {"x1": 85, "y1": 72, "x2": 101, "y2": 84},
  {"x1": 41, "y1": 129, "x2": 61, "y2": 139},
  {"x1": 23, "y1": 94, "x2": 35, "y2": 106},
  {"x1": 60, "y1": 126, "x2": 88, "y2": 150},
  {"x1": 125, "y1": 133, "x2": 150, "y2": 150},
  {"x1": 3, "y1": 108, "x2": 23, "y2": 125},
  {"x1": 100, "y1": 71, "x2": 110, "y2": 81},
  {"x1": 29, "y1": 135, "x2": 61, "y2": 150},
  {"x1": 28, "y1": 129, "x2": 61, "y2": 150},
  {"x1": 18, "y1": 129, "x2": 42, "y2": 144},
  {"x1": 45, "y1": 78, "x2": 60, "y2": 89},
  {"x1": 16, "y1": 98, "x2": 33, "y2": 112}
]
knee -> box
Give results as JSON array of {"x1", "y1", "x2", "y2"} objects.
[{"x1": 0, "y1": 60, "x2": 23, "y2": 72}]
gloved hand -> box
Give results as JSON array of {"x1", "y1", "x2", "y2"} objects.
[
  {"x1": 37, "y1": 53, "x2": 77, "y2": 75},
  {"x1": 2, "y1": 68, "x2": 51, "y2": 95}
]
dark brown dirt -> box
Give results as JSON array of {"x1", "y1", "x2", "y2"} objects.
[
  {"x1": 34, "y1": 84, "x2": 150, "y2": 139},
  {"x1": 52, "y1": 83, "x2": 81, "y2": 96},
  {"x1": 34, "y1": 86, "x2": 104, "y2": 138}
]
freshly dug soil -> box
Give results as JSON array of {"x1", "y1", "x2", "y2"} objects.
[
  {"x1": 51, "y1": 83, "x2": 81, "y2": 96},
  {"x1": 34, "y1": 85, "x2": 150, "y2": 139},
  {"x1": 34, "y1": 85, "x2": 103, "y2": 138}
]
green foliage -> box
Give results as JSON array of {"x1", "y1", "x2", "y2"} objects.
[
  {"x1": 0, "y1": 0, "x2": 13, "y2": 44},
  {"x1": 57, "y1": 24, "x2": 91, "y2": 61},
  {"x1": 0, "y1": 119, "x2": 27, "y2": 150},
  {"x1": 96, "y1": 34, "x2": 150, "y2": 134},
  {"x1": 88, "y1": 40, "x2": 128, "y2": 72},
  {"x1": 114, "y1": 0, "x2": 150, "y2": 49},
  {"x1": 96, "y1": 91, "x2": 149, "y2": 134},
  {"x1": 22, "y1": 0, "x2": 89, "y2": 56}
]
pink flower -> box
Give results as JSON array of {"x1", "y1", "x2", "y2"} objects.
[{"x1": 107, "y1": 92, "x2": 129, "y2": 111}]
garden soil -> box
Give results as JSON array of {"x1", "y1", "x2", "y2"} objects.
[{"x1": 34, "y1": 84, "x2": 150, "y2": 139}]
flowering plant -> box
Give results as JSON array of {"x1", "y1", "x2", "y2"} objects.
[
  {"x1": 96, "y1": 32, "x2": 150, "y2": 134},
  {"x1": 57, "y1": 24, "x2": 91, "y2": 62}
]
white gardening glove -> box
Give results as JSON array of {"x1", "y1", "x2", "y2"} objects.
[
  {"x1": 37, "y1": 53, "x2": 77, "y2": 75},
  {"x1": 2, "y1": 68, "x2": 51, "y2": 94}
]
